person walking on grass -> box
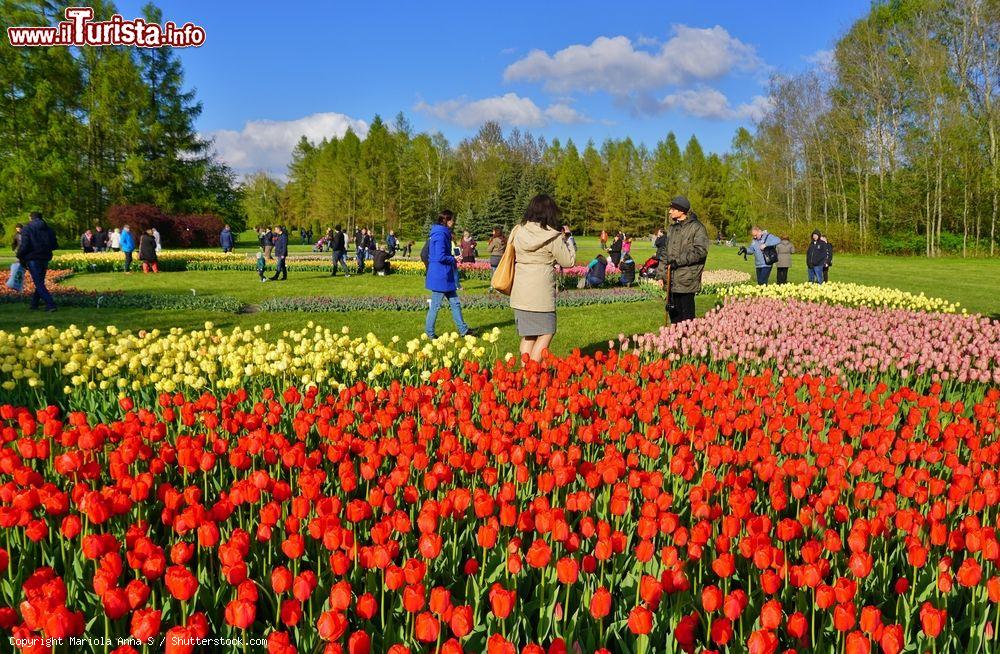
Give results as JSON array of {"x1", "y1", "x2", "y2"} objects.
[
  {"x1": 80, "y1": 230, "x2": 93, "y2": 253},
  {"x1": 220, "y1": 225, "x2": 234, "y2": 253},
  {"x1": 600, "y1": 229, "x2": 608, "y2": 251},
  {"x1": 661, "y1": 196, "x2": 709, "y2": 323},
  {"x1": 387, "y1": 230, "x2": 398, "y2": 256},
  {"x1": 806, "y1": 230, "x2": 828, "y2": 284},
  {"x1": 741, "y1": 225, "x2": 781, "y2": 285},
  {"x1": 776, "y1": 235, "x2": 795, "y2": 284},
  {"x1": 608, "y1": 231, "x2": 623, "y2": 267},
  {"x1": 15, "y1": 212, "x2": 58, "y2": 312},
  {"x1": 563, "y1": 225, "x2": 577, "y2": 251},
  {"x1": 152, "y1": 227, "x2": 162, "y2": 254},
  {"x1": 459, "y1": 231, "x2": 477, "y2": 263},
  {"x1": 363, "y1": 229, "x2": 375, "y2": 261},
  {"x1": 509, "y1": 194, "x2": 577, "y2": 362},
  {"x1": 270, "y1": 226, "x2": 288, "y2": 281},
  {"x1": 256, "y1": 247, "x2": 268, "y2": 282},
  {"x1": 109, "y1": 228, "x2": 120, "y2": 252},
  {"x1": 356, "y1": 228, "x2": 368, "y2": 274},
  {"x1": 139, "y1": 228, "x2": 159, "y2": 273},
  {"x1": 262, "y1": 228, "x2": 274, "y2": 260},
  {"x1": 120, "y1": 225, "x2": 136, "y2": 273},
  {"x1": 425, "y1": 210, "x2": 472, "y2": 339},
  {"x1": 330, "y1": 224, "x2": 350, "y2": 277},
  {"x1": 487, "y1": 227, "x2": 505, "y2": 276},
  {"x1": 92, "y1": 225, "x2": 108, "y2": 253}
]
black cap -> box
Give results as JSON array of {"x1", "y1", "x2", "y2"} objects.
[{"x1": 670, "y1": 196, "x2": 691, "y2": 213}]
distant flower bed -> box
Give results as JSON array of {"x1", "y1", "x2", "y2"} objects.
[
  {"x1": 259, "y1": 286, "x2": 655, "y2": 313},
  {"x1": 637, "y1": 269, "x2": 751, "y2": 295},
  {"x1": 0, "y1": 268, "x2": 75, "y2": 295},
  {"x1": 720, "y1": 281, "x2": 962, "y2": 313},
  {"x1": 50, "y1": 250, "x2": 239, "y2": 272}
]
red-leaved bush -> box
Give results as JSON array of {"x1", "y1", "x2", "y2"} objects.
[{"x1": 105, "y1": 205, "x2": 223, "y2": 248}]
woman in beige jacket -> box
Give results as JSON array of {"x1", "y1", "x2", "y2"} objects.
[{"x1": 509, "y1": 194, "x2": 577, "y2": 361}]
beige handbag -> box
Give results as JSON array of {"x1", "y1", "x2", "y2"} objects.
[{"x1": 491, "y1": 226, "x2": 518, "y2": 295}]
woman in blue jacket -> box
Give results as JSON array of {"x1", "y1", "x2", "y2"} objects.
[{"x1": 425, "y1": 210, "x2": 471, "y2": 338}]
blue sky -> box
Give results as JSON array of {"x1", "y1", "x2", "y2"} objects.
[{"x1": 111, "y1": 0, "x2": 870, "y2": 176}]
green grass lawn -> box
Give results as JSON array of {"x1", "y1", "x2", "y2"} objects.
[
  {"x1": 66, "y1": 270, "x2": 494, "y2": 301},
  {"x1": 2, "y1": 243, "x2": 997, "y2": 357}
]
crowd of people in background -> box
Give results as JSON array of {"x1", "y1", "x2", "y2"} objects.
[
  {"x1": 15, "y1": 205, "x2": 836, "y2": 361},
  {"x1": 76, "y1": 224, "x2": 159, "y2": 257}
]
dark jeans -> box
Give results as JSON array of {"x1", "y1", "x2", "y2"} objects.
[
  {"x1": 823, "y1": 266, "x2": 830, "y2": 282},
  {"x1": 356, "y1": 250, "x2": 366, "y2": 273},
  {"x1": 668, "y1": 292, "x2": 696, "y2": 323},
  {"x1": 270, "y1": 256, "x2": 287, "y2": 280},
  {"x1": 123, "y1": 250, "x2": 133, "y2": 272},
  {"x1": 331, "y1": 250, "x2": 349, "y2": 275},
  {"x1": 808, "y1": 266, "x2": 824, "y2": 283},
  {"x1": 25, "y1": 260, "x2": 56, "y2": 309},
  {"x1": 776, "y1": 267, "x2": 789, "y2": 284},
  {"x1": 755, "y1": 266, "x2": 772, "y2": 285}
]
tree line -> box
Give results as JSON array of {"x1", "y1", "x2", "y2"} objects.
[
  {"x1": 0, "y1": 1, "x2": 241, "y2": 241},
  {"x1": 264, "y1": 0, "x2": 997, "y2": 255},
  {"x1": 3, "y1": 0, "x2": 996, "y2": 256}
]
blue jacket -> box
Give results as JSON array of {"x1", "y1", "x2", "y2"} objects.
[
  {"x1": 120, "y1": 230, "x2": 135, "y2": 253},
  {"x1": 273, "y1": 231, "x2": 289, "y2": 257},
  {"x1": 424, "y1": 223, "x2": 458, "y2": 292},
  {"x1": 745, "y1": 231, "x2": 781, "y2": 268},
  {"x1": 220, "y1": 228, "x2": 234, "y2": 249},
  {"x1": 16, "y1": 217, "x2": 58, "y2": 263}
]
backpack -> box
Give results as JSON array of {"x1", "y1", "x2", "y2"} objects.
[
  {"x1": 420, "y1": 240, "x2": 430, "y2": 267},
  {"x1": 762, "y1": 245, "x2": 778, "y2": 266}
]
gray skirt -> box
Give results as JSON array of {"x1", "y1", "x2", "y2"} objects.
[{"x1": 514, "y1": 309, "x2": 556, "y2": 336}]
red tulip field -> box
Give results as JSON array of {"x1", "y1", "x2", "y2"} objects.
[{"x1": 1, "y1": 347, "x2": 998, "y2": 654}]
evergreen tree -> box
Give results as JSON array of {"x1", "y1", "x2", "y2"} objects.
[{"x1": 134, "y1": 3, "x2": 209, "y2": 213}]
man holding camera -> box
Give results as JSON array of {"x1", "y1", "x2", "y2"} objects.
[{"x1": 659, "y1": 196, "x2": 709, "y2": 323}]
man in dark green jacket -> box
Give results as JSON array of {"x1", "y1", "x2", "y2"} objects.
[{"x1": 661, "y1": 195, "x2": 709, "y2": 323}]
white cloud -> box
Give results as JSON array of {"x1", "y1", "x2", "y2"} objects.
[
  {"x1": 805, "y1": 48, "x2": 835, "y2": 72},
  {"x1": 504, "y1": 24, "x2": 762, "y2": 95},
  {"x1": 205, "y1": 112, "x2": 369, "y2": 175},
  {"x1": 415, "y1": 93, "x2": 589, "y2": 128},
  {"x1": 658, "y1": 87, "x2": 773, "y2": 122}
]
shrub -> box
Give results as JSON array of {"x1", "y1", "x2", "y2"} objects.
[
  {"x1": 171, "y1": 214, "x2": 225, "y2": 248},
  {"x1": 105, "y1": 205, "x2": 225, "y2": 248},
  {"x1": 106, "y1": 204, "x2": 170, "y2": 237}
]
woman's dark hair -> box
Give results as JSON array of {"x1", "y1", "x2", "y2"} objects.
[
  {"x1": 437, "y1": 210, "x2": 455, "y2": 225},
  {"x1": 492, "y1": 226, "x2": 502, "y2": 237},
  {"x1": 522, "y1": 194, "x2": 561, "y2": 231}
]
